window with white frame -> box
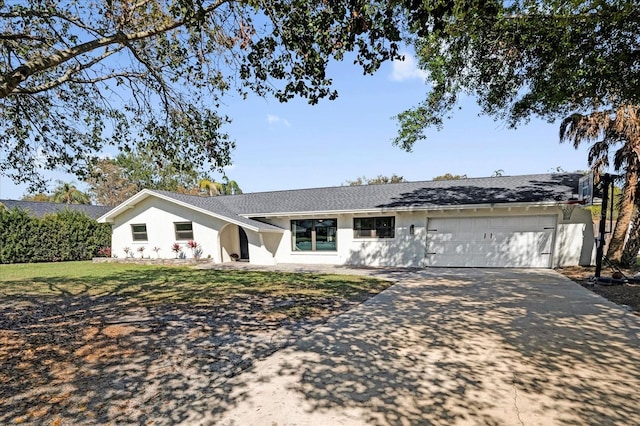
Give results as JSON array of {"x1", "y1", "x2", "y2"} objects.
[
  {"x1": 174, "y1": 222, "x2": 194, "y2": 240},
  {"x1": 353, "y1": 217, "x2": 395, "y2": 238},
  {"x1": 131, "y1": 224, "x2": 148, "y2": 241}
]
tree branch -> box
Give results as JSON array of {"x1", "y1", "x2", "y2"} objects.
[
  {"x1": 0, "y1": 0, "x2": 230, "y2": 98},
  {"x1": 0, "y1": 33, "x2": 47, "y2": 42},
  {"x1": 14, "y1": 47, "x2": 124, "y2": 94}
]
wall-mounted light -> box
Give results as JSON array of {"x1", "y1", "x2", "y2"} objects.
[{"x1": 409, "y1": 224, "x2": 415, "y2": 235}]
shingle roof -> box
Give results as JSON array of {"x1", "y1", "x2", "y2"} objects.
[
  {"x1": 150, "y1": 190, "x2": 283, "y2": 231},
  {"x1": 0, "y1": 200, "x2": 111, "y2": 219},
  {"x1": 216, "y1": 173, "x2": 581, "y2": 215},
  {"x1": 140, "y1": 173, "x2": 581, "y2": 228}
]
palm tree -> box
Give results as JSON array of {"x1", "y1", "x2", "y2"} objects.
[
  {"x1": 198, "y1": 178, "x2": 223, "y2": 196},
  {"x1": 560, "y1": 104, "x2": 640, "y2": 264},
  {"x1": 621, "y1": 206, "x2": 640, "y2": 267},
  {"x1": 50, "y1": 181, "x2": 91, "y2": 204},
  {"x1": 221, "y1": 177, "x2": 242, "y2": 195}
]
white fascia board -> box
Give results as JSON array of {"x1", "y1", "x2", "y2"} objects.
[
  {"x1": 97, "y1": 189, "x2": 154, "y2": 223},
  {"x1": 421, "y1": 201, "x2": 565, "y2": 212},
  {"x1": 240, "y1": 201, "x2": 563, "y2": 218},
  {"x1": 98, "y1": 190, "x2": 284, "y2": 233}
]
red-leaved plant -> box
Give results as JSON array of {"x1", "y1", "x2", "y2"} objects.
[
  {"x1": 97, "y1": 246, "x2": 112, "y2": 257},
  {"x1": 171, "y1": 243, "x2": 182, "y2": 258},
  {"x1": 187, "y1": 240, "x2": 202, "y2": 260}
]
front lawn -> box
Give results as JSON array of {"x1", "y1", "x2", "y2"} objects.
[
  {"x1": 0, "y1": 261, "x2": 392, "y2": 424},
  {"x1": 0, "y1": 261, "x2": 391, "y2": 310}
]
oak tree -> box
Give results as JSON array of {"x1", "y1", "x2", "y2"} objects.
[{"x1": 1, "y1": 0, "x2": 403, "y2": 188}]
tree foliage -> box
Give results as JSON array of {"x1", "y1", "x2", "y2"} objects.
[
  {"x1": 198, "y1": 176, "x2": 242, "y2": 195},
  {"x1": 22, "y1": 180, "x2": 92, "y2": 204},
  {"x1": 432, "y1": 173, "x2": 467, "y2": 181},
  {"x1": 84, "y1": 158, "x2": 140, "y2": 206},
  {"x1": 21, "y1": 192, "x2": 52, "y2": 202},
  {"x1": 345, "y1": 174, "x2": 406, "y2": 186},
  {"x1": 394, "y1": 0, "x2": 640, "y2": 149},
  {"x1": 50, "y1": 180, "x2": 91, "y2": 204},
  {"x1": 87, "y1": 152, "x2": 243, "y2": 205},
  {"x1": 1, "y1": 0, "x2": 404, "y2": 189}
]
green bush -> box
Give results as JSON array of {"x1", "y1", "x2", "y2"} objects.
[{"x1": 0, "y1": 207, "x2": 111, "y2": 264}]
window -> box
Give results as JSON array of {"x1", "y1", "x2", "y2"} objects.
[
  {"x1": 354, "y1": 217, "x2": 395, "y2": 238},
  {"x1": 291, "y1": 219, "x2": 337, "y2": 251},
  {"x1": 174, "y1": 222, "x2": 194, "y2": 240},
  {"x1": 131, "y1": 224, "x2": 148, "y2": 241}
]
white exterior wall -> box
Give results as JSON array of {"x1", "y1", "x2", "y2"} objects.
[
  {"x1": 110, "y1": 197, "x2": 227, "y2": 261},
  {"x1": 246, "y1": 230, "x2": 278, "y2": 266},
  {"x1": 260, "y1": 205, "x2": 593, "y2": 268},
  {"x1": 554, "y1": 207, "x2": 594, "y2": 267},
  {"x1": 107, "y1": 196, "x2": 593, "y2": 268}
]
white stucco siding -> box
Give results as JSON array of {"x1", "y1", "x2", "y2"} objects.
[
  {"x1": 259, "y1": 206, "x2": 592, "y2": 268},
  {"x1": 343, "y1": 213, "x2": 426, "y2": 267},
  {"x1": 110, "y1": 196, "x2": 226, "y2": 261},
  {"x1": 262, "y1": 213, "x2": 427, "y2": 267},
  {"x1": 108, "y1": 194, "x2": 593, "y2": 268},
  {"x1": 252, "y1": 232, "x2": 281, "y2": 265},
  {"x1": 553, "y1": 207, "x2": 594, "y2": 267}
]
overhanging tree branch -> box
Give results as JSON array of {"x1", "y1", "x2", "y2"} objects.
[
  {"x1": 0, "y1": 0, "x2": 229, "y2": 98},
  {"x1": 14, "y1": 47, "x2": 124, "y2": 94}
]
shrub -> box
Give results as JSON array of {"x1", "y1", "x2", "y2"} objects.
[
  {"x1": 0, "y1": 207, "x2": 111, "y2": 263},
  {"x1": 187, "y1": 240, "x2": 202, "y2": 259},
  {"x1": 171, "y1": 243, "x2": 182, "y2": 258}
]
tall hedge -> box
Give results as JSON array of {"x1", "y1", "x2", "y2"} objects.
[{"x1": 0, "y1": 207, "x2": 111, "y2": 263}]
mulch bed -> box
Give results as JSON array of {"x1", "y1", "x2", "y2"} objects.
[{"x1": 557, "y1": 265, "x2": 640, "y2": 314}]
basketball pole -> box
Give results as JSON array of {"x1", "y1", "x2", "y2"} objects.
[{"x1": 594, "y1": 173, "x2": 614, "y2": 278}]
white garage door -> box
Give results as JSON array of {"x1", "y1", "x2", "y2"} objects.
[{"x1": 425, "y1": 215, "x2": 556, "y2": 268}]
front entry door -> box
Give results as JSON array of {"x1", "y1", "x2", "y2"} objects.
[{"x1": 239, "y1": 227, "x2": 249, "y2": 260}]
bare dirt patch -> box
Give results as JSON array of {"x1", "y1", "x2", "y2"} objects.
[
  {"x1": 0, "y1": 293, "x2": 372, "y2": 425},
  {"x1": 557, "y1": 265, "x2": 640, "y2": 314}
]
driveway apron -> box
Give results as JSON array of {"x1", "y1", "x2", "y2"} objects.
[{"x1": 204, "y1": 268, "x2": 640, "y2": 425}]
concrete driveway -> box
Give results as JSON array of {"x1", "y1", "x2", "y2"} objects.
[{"x1": 203, "y1": 268, "x2": 640, "y2": 425}]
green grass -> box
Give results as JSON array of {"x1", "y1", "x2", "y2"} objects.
[{"x1": 0, "y1": 261, "x2": 391, "y2": 306}]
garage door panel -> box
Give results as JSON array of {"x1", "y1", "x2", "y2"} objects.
[{"x1": 426, "y1": 216, "x2": 556, "y2": 268}]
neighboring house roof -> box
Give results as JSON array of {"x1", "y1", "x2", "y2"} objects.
[
  {"x1": 0, "y1": 199, "x2": 111, "y2": 219},
  {"x1": 98, "y1": 173, "x2": 582, "y2": 228}
]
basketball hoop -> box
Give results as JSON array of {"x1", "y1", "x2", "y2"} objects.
[{"x1": 560, "y1": 200, "x2": 584, "y2": 220}]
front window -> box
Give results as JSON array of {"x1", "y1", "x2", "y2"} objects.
[
  {"x1": 174, "y1": 222, "x2": 194, "y2": 240},
  {"x1": 291, "y1": 219, "x2": 337, "y2": 251},
  {"x1": 354, "y1": 217, "x2": 395, "y2": 238},
  {"x1": 131, "y1": 224, "x2": 148, "y2": 241}
]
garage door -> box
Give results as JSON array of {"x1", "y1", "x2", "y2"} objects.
[{"x1": 425, "y1": 216, "x2": 556, "y2": 268}]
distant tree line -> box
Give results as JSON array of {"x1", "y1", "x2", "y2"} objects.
[{"x1": 21, "y1": 151, "x2": 243, "y2": 207}]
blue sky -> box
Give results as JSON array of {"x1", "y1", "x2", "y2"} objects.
[{"x1": 0, "y1": 53, "x2": 591, "y2": 200}]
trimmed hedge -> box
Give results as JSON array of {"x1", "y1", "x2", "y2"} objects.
[{"x1": 0, "y1": 207, "x2": 111, "y2": 264}]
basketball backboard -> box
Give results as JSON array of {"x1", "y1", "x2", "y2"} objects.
[{"x1": 578, "y1": 172, "x2": 596, "y2": 206}]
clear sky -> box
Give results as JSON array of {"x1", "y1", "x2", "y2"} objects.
[{"x1": 0, "y1": 53, "x2": 592, "y2": 201}]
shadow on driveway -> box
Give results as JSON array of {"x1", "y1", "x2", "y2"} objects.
[{"x1": 213, "y1": 268, "x2": 640, "y2": 425}]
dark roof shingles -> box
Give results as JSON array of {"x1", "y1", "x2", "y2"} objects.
[
  {"x1": 217, "y1": 173, "x2": 581, "y2": 214},
  {"x1": 0, "y1": 200, "x2": 111, "y2": 219}
]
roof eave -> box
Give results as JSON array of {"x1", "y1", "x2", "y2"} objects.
[
  {"x1": 241, "y1": 201, "x2": 567, "y2": 218},
  {"x1": 98, "y1": 190, "x2": 284, "y2": 233}
]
